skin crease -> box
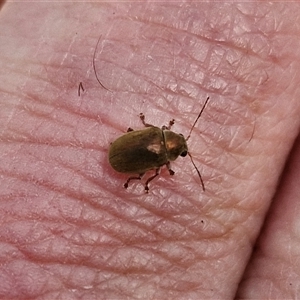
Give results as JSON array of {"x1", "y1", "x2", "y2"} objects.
[{"x1": 1, "y1": 2, "x2": 300, "y2": 299}]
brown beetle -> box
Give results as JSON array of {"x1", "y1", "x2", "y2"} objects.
[{"x1": 109, "y1": 97, "x2": 209, "y2": 192}]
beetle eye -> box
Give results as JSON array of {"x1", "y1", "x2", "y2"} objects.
[{"x1": 181, "y1": 150, "x2": 187, "y2": 157}]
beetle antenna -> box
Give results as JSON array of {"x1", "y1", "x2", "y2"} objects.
[
  {"x1": 93, "y1": 35, "x2": 112, "y2": 92},
  {"x1": 188, "y1": 152, "x2": 205, "y2": 191},
  {"x1": 186, "y1": 96, "x2": 209, "y2": 141}
]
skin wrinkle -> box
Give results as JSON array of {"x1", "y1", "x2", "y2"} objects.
[
  {"x1": 98, "y1": 33, "x2": 212, "y2": 93},
  {"x1": 16, "y1": 100, "x2": 109, "y2": 150},
  {"x1": 103, "y1": 200, "x2": 204, "y2": 245},
  {"x1": 119, "y1": 204, "x2": 204, "y2": 244}
]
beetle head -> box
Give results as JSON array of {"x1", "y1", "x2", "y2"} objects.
[{"x1": 164, "y1": 131, "x2": 188, "y2": 161}]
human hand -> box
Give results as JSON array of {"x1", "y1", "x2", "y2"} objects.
[{"x1": 1, "y1": 2, "x2": 300, "y2": 299}]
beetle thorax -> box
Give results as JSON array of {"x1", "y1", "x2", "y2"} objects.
[{"x1": 163, "y1": 130, "x2": 188, "y2": 161}]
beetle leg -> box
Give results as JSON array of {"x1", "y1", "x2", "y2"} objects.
[
  {"x1": 124, "y1": 173, "x2": 144, "y2": 189},
  {"x1": 162, "y1": 119, "x2": 175, "y2": 130},
  {"x1": 127, "y1": 127, "x2": 134, "y2": 132},
  {"x1": 139, "y1": 113, "x2": 154, "y2": 127},
  {"x1": 166, "y1": 162, "x2": 175, "y2": 175},
  {"x1": 144, "y1": 168, "x2": 160, "y2": 193}
]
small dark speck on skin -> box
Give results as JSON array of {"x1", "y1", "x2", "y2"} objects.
[{"x1": 78, "y1": 82, "x2": 84, "y2": 96}]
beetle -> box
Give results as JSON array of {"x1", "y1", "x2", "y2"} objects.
[{"x1": 108, "y1": 97, "x2": 210, "y2": 193}]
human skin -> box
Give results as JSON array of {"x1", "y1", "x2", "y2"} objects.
[{"x1": 1, "y1": 2, "x2": 300, "y2": 299}]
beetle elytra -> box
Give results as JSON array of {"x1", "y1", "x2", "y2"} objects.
[{"x1": 109, "y1": 97, "x2": 210, "y2": 192}]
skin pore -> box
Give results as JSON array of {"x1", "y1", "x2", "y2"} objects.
[{"x1": 1, "y1": 2, "x2": 300, "y2": 299}]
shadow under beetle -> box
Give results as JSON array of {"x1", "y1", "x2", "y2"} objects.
[{"x1": 109, "y1": 97, "x2": 210, "y2": 193}]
